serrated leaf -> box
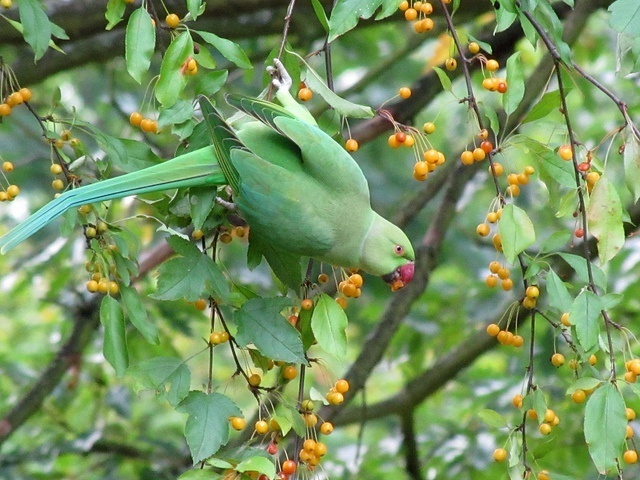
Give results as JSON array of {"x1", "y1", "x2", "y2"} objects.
[
  {"x1": 117, "y1": 138, "x2": 163, "y2": 172},
  {"x1": 432, "y1": 66, "x2": 452, "y2": 92},
  {"x1": 545, "y1": 268, "x2": 573, "y2": 313},
  {"x1": 130, "y1": 357, "x2": 191, "y2": 406},
  {"x1": 609, "y1": 0, "x2": 640, "y2": 37},
  {"x1": 100, "y1": 295, "x2": 128, "y2": 377},
  {"x1": 150, "y1": 236, "x2": 229, "y2": 302},
  {"x1": 503, "y1": 52, "x2": 525, "y2": 115},
  {"x1": 158, "y1": 99, "x2": 194, "y2": 128},
  {"x1": 587, "y1": 176, "x2": 625, "y2": 264},
  {"x1": 328, "y1": 0, "x2": 386, "y2": 41},
  {"x1": 584, "y1": 383, "x2": 626, "y2": 474},
  {"x1": 177, "y1": 391, "x2": 241, "y2": 463},
  {"x1": 623, "y1": 128, "x2": 640, "y2": 201},
  {"x1": 558, "y1": 253, "x2": 608, "y2": 290},
  {"x1": 478, "y1": 409, "x2": 509, "y2": 428},
  {"x1": 570, "y1": 290, "x2": 604, "y2": 351},
  {"x1": 311, "y1": 293, "x2": 348, "y2": 358},
  {"x1": 193, "y1": 30, "x2": 252, "y2": 69},
  {"x1": 541, "y1": 230, "x2": 572, "y2": 253},
  {"x1": 234, "y1": 297, "x2": 307, "y2": 364},
  {"x1": 105, "y1": 0, "x2": 126, "y2": 30},
  {"x1": 522, "y1": 90, "x2": 562, "y2": 123},
  {"x1": 198, "y1": 70, "x2": 228, "y2": 96},
  {"x1": 19, "y1": 0, "x2": 52, "y2": 61},
  {"x1": 156, "y1": 32, "x2": 193, "y2": 107},
  {"x1": 120, "y1": 285, "x2": 159, "y2": 344},
  {"x1": 125, "y1": 8, "x2": 156, "y2": 83},
  {"x1": 498, "y1": 204, "x2": 536, "y2": 264},
  {"x1": 566, "y1": 377, "x2": 603, "y2": 395},
  {"x1": 236, "y1": 456, "x2": 276, "y2": 479}
]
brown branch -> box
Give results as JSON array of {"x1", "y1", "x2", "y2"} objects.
[{"x1": 401, "y1": 410, "x2": 423, "y2": 480}]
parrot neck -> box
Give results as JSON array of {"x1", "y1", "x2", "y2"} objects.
[{"x1": 358, "y1": 214, "x2": 391, "y2": 276}]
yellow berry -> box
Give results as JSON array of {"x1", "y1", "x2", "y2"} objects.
[
  {"x1": 335, "y1": 379, "x2": 350, "y2": 394},
  {"x1": 423, "y1": 122, "x2": 436, "y2": 134},
  {"x1": 485, "y1": 275, "x2": 498, "y2": 288},
  {"x1": 460, "y1": 150, "x2": 474, "y2": 165},
  {"x1": 551, "y1": 353, "x2": 565, "y2": 367},
  {"x1": 469, "y1": 42, "x2": 480, "y2": 54},
  {"x1": 0, "y1": 103, "x2": 11, "y2": 116},
  {"x1": 86, "y1": 280, "x2": 99, "y2": 293},
  {"x1": 525, "y1": 285, "x2": 540, "y2": 298},
  {"x1": 2, "y1": 161, "x2": 14, "y2": 172},
  {"x1": 512, "y1": 394, "x2": 523, "y2": 408},
  {"x1": 404, "y1": 8, "x2": 418, "y2": 21},
  {"x1": 345, "y1": 138, "x2": 359, "y2": 152},
  {"x1": 486, "y1": 59, "x2": 499, "y2": 71},
  {"x1": 255, "y1": 420, "x2": 269, "y2": 434},
  {"x1": 472, "y1": 147, "x2": 486, "y2": 161},
  {"x1": 52, "y1": 179, "x2": 64, "y2": 190},
  {"x1": 476, "y1": 223, "x2": 490, "y2": 237},
  {"x1": 558, "y1": 145, "x2": 573, "y2": 161},
  {"x1": 320, "y1": 422, "x2": 334, "y2": 435},
  {"x1": 301, "y1": 298, "x2": 313, "y2": 310},
  {"x1": 398, "y1": 0, "x2": 409, "y2": 10},
  {"x1": 489, "y1": 162, "x2": 503, "y2": 176},
  {"x1": 230, "y1": 416, "x2": 246, "y2": 431},
  {"x1": 445, "y1": 57, "x2": 457, "y2": 71},
  {"x1": 624, "y1": 450, "x2": 638, "y2": 464},
  {"x1": 248, "y1": 373, "x2": 262, "y2": 387},
  {"x1": 283, "y1": 365, "x2": 298, "y2": 380},
  {"x1": 194, "y1": 298, "x2": 207, "y2": 311},
  {"x1": 512, "y1": 334, "x2": 524, "y2": 347},
  {"x1": 318, "y1": 273, "x2": 329, "y2": 284},
  {"x1": 501, "y1": 278, "x2": 513, "y2": 291},
  {"x1": 539, "y1": 423, "x2": 552, "y2": 435},
  {"x1": 561, "y1": 312, "x2": 571, "y2": 326},
  {"x1": 298, "y1": 87, "x2": 313, "y2": 101},
  {"x1": 165, "y1": 13, "x2": 180, "y2": 28},
  {"x1": 571, "y1": 389, "x2": 586, "y2": 403},
  {"x1": 6, "y1": 184, "x2": 19, "y2": 198},
  {"x1": 398, "y1": 87, "x2": 412, "y2": 99},
  {"x1": 493, "y1": 448, "x2": 507, "y2": 462}
]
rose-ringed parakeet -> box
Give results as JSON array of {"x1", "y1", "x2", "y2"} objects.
[{"x1": 0, "y1": 61, "x2": 415, "y2": 289}]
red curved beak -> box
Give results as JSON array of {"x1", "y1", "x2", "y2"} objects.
[{"x1": 382, "y1": 262, "x2": 415, "y2": 291}]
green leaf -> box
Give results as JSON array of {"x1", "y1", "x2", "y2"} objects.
[
  {"x1": 105, "y1": 0, "x2": 126, "y2": 30},
  {"x1": 623, "y1": 128, "x2": 640, "y2": 202},
  {"x1": 130, "y1": 357, "x2": 191, "y2": 407},
  {"x1": 158, "y1": 99, "x2": 194, "y2": 128},
  {"x1": 609, "y1": 0, "x2": 640, "y2": 37},
  {"x1": 587, "y1": 176, "x2": 625, "y2": 264},
  {"x1": 432, "y1": 66, "x2": 452, "y2": 93},
  {"x1": 301, "y1": 60, "x2": 375, "y2": 119},
  {"x1": 193, "y1": 30, "x2": 252, "y2": 69},
  {"x1": 522, "y1": 90, "x2": 562, "y2": 123},
  {"x1": 545, "y1": 268, "x2": 573, "y2": 313},
  {"x1": 311, "y1": 0, "x2": 330, "y2": 31},
  {"x1": 189, "y1": 187, "x2": 218, "y2": 231},
  {"x1": 236, "y1": 456, "x2": 276, "y2": 479},
  {"x1": 570, "y1": 290, "x2": 604, "y2": 351},
  {"x1": 120, "y1": 285, "x2": 159, "y2": 344},
  {"x1": 150, "y1": 236, "x2": 230, "y2": 302},
  {"x1": 494, "y1": 0, "x2": 518, "y2": 32},
  {"x1": 125, "y1": 7, "x2": 156, "y2": 83},
  {"x1": 19, "y1": 0, "x2": 52, "y2": 61},
  {"x1": 156, "y1": 32, "x2": 194, "y2": 108},
  {"x1": 558, "y1": 253, "x2": 608, "y2": 290},
  {"x1": 328, "y1": 0, "x2": 386, "y2": 41},
  {"x1": 498, "y1": 204, "x2": 536, "y2": 264},
  {"x1": 541, "y1": 230, "x2": 572, "y2": 254},
  {"x1": 234, "y1": 297, "x2": 307, "y2": 364},
  {"x1": 117, "y1": 138, "x2": 163, "y2": 172},
  {"x1": 503, "y1": 52, "x2": 525, "y2": 115},
  {"x1": 478, "y1": 409, "x2": 509, "y2": 428},
  {"x1": 179, "y1": 470, "x2": 224, "y2": 480},
  {"x1": 100, "y1": 295, "x2": 128, "y2": 377},
  {"x1": 566, "y1": 377, "x2": 603, "y2": 395},
  {"x1": 177, "y1": 391, "x2": 241, "y2": 463},
  {"x1": 198, "y1": 70, "x2": 228, "y2": 96},
  {"x1": 584, "y1": 383, "x2": 626, "y2": 474},
  {"x1": 187, "y1": 0, "x2": 203, "y2": 21},
  {"x1": 311, "y1": 293, "x2": 348, "y2": 359},
  {"x1": 247, "y1": 231, "x2": 302, "y2": 292}
]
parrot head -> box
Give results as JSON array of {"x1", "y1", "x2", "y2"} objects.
[{"x1": 360, "y1": 214, "x2": 415, "y2": 290}]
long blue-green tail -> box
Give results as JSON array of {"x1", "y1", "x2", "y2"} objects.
[{"x1": 0, "y1": 146, "x2": 225, "y2": 253}]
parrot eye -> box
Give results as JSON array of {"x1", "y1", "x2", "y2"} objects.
[{"x1": 394, "y1": 245, "x2": 404, "y2": 255}]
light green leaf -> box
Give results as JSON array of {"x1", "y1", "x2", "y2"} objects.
[
  {"x1": 522, "y1": 90, "x2": 561, "y2": 123},
  {"x1": 609, "y1": 0, "x2": 640, "y2": 37},
  {"x1": 178, "y1": 469, "x2": 224, "y2": 480},
  {"x1": 498, "y1": 204, "x2": 536, "y2": 264},
  {"x1": 130, "y1": 357, "x2": 191, "y2": 407},
  {"x1": 503, "y1": 52, "x2": 525, "y2": 115},
  {"x1": 158, "y1": 99, "x2": 194, "y2": 128},
  {"x1": 311, "y1": 0, "x2": 330, "y2": 32},
  {"x1": 19, "y1": 0, "x2": 52, "y2": 61},
  {"x1": 236, "y1": 457, "x2": 276, "y2": 479},
  {"x1": 150, "y1": 236, "x2": 229, "y2": 302},
  {"x1": 432, "y1": 66, "x2": 452, "y2": 93},
  {"x1": 623, "y1": 128, "x2": 640, "y2": 202},
  {"x1": 570, "y1": 290, "x2": 604, "y2": 351},
  {"x1": 545, "y1": 268, "x2": 573, "y2": 313},
  {"x1": 100, "y1": 295, "x2": 128, "y2": 377},
  {"x1": 177, "y1": 391, "x2": 241, "y2": 463},
  {"x1": 187, "y1": 0, "x2": 203, "y2": 20},
  {"x1": 117, "y1": 138, "x2": 163, "y2": 172},
  {"x1": 587, "y1": 176, "x2": 625, "y2": 264},
  {"x1": 120, "y1": 285, "x2": 159, "y2": 345},
  {"x1": 478, "y1": 409, "x2": 509, "y2": 428},
  {"x1": 541, "y1": 230, "x2": 572, "y2": 254},
  {"x1": 105, "y1": 0, "x2": 126, "y2": 30},
  {"x1": 558, "y1": 253, "x2": 608, "y2": 290},
  {"x1": 198, "y1": 70, "x2": 228, "y2": 96},
  {"x1": 584, "y1": 383, "x2": 626, "y2": 474},
  {"x1": 156, "y1": 32, "x2": 194, "y2": 107},
  {"x1": 311, "y1": 293, "x2": 348, "y2": 358},
  {"x1": 328, "y1": 0, "x2": 386, "y2": 41},
  {"x1": 193, "y1": 30, "x2": 252, "y2": 69},
  {"x1": 301, "y1": 60, "x2": 375, "y2": 119},
  {"x1": 566, "y1": 377, "x2": 603, "y2": 395},
  {"x1": 234, "y1": 297, "x2": 307, "y2": 365},
  {"x1": 125, "y1": 8, "x2": 155, "y2": 83}
]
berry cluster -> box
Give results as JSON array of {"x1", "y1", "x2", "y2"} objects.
[
  {"x1": 85, "y1": 256, "x2": 120, "y2": 296},
  {"x1": 129, "y1": 111, "x2": 159, "y2": 134},
  {"x1": 338, "y1": 273, "x2": 364, "y2": 299},
  {"x1": 0, "y1": 161, "x2": 19, "y2": 202},
  {"x1": 486, "y1": 322, "x2": 524, "y2": 348},
  {"x1": 398, "y1": 1, "x2": 435, "y2": 34},
  {"x1": 181, "y1": 57, "x2": 198, "y2": 76},
  {"x1": 0, "y1": 87, "x2": 32, "y2": 117},
  {"x1": 481, "y1": 59, "x2": 508, "y2": 93}
]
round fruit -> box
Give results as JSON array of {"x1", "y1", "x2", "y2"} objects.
[
  {"x1": 398, "y1": 0, "x2": 409, "y2": 10},
  {"x1": 512, "y1": 394, "x2": 523, "y2": 408},
  {"x1": 255, "y1": 420, "x2": 269, "y2": 434},
  {"x1": 624, "y1": 450, "x2": 638, "y2": 464},
  {"x1": 129, "y1": 112, "x2": 143, "y2": 126},
  {"x1": 2, "y1": 161, "x2": 14, "y2": 172},
  {"x1": 485, "y1": 275, "x2": 498, "y2": 288},
  {"x1": 52, "y1": 179, "x2": 64, "y2": 190},
  {"x1": 551, "y1": 353, "x2": 565, "y2": 367},
  {"x1": 558, "y1": 145, "x2": 573, "y2": 160},
  {"x1": 327, "y1": 391, "x2": 344, "y2": 405},
  {"x1": 561, "y1": 312, "x2": 571, "y2": 326},
  {"x1": 538, "y1": 471, "x2": 550, "y2": 480},
  {"x1": 571, "y1": 389, "x2": 586, "y2": 404},
  {"x1": 486, "y1": 59, "x2": 499, "y2": 71},
  {"x1": 626, "y1": 407, "x2": 636, "y2": 421},
  {"x1": 460, "y1": 150, "x2": 474, "y2": 165},
  {"x1": 320, "y1": 422, "x2": 334, "y2": 435},
  {"x1": 0, "y1": 103, "x2": 11, "y2": 116},
  {"x1": 476, "y1": 223, "x2": 490, "y2": 237},
  {"x1": 298, "y1": 87, "x2": 313, "y2": 101},
  {"x1": 283, "y1": 365, "x2": 297, "y2": 380},
  {"x1": 512, "y1": 335, "x2": 524, "y2": 347},
  {"x1": 335, "y1": 379, "x2": 350, "y2": 394},
  {"x1": 209, "y1": 332, "x2": 222, "y2": 344},
  {"x1": 574, "y1": 227, "x2": 584, "y2": 238},
  {"x1": 6, "y1": 185, "x2": 19, "y2": 198},
  {"x1": 7, "y1": 92, "x2": 23, "y2": 107},
  {"x1": 345, "y1": 138, "x2": 359, "y2": 152},
  {"x1": 301, "y1": 298, "x2": 313, "y2": 310},
  {"x1": 493, "y1": 448, "x2": 507, "y2": 462},
  {"x1": 282, "y1": 460, "x2": 297, "y2": 475},
  {"x1": 194, "y1": 298, "x2": 207, "y2": 310},
  {"x1": 266, "y1": 442, "x2": 278, "y2": 455},
  {"x1": 539, "y1": 423, "x2": 552, "y2": 435},
  {"x1": 404, "y1": 7, "x2": 417, "y2": 20},
  {"x1": 165, "y1": 13, "x2": 180, "y2": 28},
  {"x1": 19, "y1": 88, "x2": 32, "y2": 101},
  {"x1": 86, "y1": 280, "x2": 99, "y2": 293},
  {"x1": 398, "y1": 87, "x2": 412, "y2": 99},
  {"x1": 248, "y1": 373, "x2": 262, "y2": 387},
  {"x1": 472, "y1": 148, "x2": 486, "y2": 161},
  {"x1": 423, "y1": 122, "x2": 436, "y2": 134},
  {"x1": 229, "y1": 416, "x2": 246, "y2": 431},
  {"x1": 445, "y1": 58, "x2": 457, "y2": 71},
  {"x1": 525, "y1": 285, "x2": 540, "y2": 299},
  {"x1": 469, "y1": 42, "x2": 480, "y2": 54}
]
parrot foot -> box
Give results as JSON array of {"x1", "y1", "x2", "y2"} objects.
[
  {"x1": 267, "y1": 58, "x2": 292, "y2": 93},
  {"x1": 215, "y1": 197, "x2": 237, "y2": 211}
]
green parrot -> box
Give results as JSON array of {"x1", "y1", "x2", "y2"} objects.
[{"x1": 0, "y1": 60, "x2": 415, "y2": 289}]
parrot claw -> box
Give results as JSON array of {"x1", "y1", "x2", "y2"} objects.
[
  {"x1": 267, "y1": 58, "x2": 292, "y2": 93},
  {"x1": 215, "y1": 197, "x2": 237, "y2": 211}
]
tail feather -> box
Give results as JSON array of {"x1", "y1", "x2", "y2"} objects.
[{"x1": 0, "y1": 147, "x2": 224, "y2": 253}]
